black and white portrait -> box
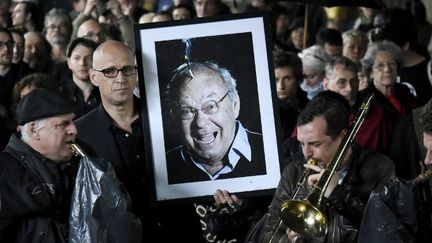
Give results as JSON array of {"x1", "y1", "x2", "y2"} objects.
[{"x1": 135, "y1": 14, "x2": 281, "y2": 202}]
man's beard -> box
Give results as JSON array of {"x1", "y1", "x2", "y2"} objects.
[
  {"x1": 51, "y1": 35, "x2": 68, "y2": 46},
  {"x1": 28, "y1": 56, "x2": 46, "y2": 70}
]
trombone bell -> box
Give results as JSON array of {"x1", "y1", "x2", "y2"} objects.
[{"x1": 280, "y1": 200, "x2": 328, "y2": 238}]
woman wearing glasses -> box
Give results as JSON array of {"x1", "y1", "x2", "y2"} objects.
[{"x1": 361, "y1": 40, "x2": 417, "y2": 118}]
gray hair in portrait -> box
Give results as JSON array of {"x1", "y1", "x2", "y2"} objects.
[{"x1": 165, "y1": 61, "x2": 239, "y2": 107}]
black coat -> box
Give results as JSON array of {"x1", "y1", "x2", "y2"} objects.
[
  {"x1": 261, "y1": 145, "x2": 395, "y2": 243},
  {"x1": 0, "y1": 134, "x2": 77, "y2": 243},
  {"x1": 75, "y1": 104, "x2": 205, "y2": 242}
]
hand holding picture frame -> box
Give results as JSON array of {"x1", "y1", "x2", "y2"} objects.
[{"x1": 135, "y1": 13, "x2": 282, "y2": 203}]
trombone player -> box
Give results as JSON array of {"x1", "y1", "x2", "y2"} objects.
[{"x1": 261, "y1": 91, "x2": 395, "y2": 242}]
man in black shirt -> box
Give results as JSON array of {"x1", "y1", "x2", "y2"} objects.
[{"x1": 75, "y1": 40, "x2": 203, "y2": 242}]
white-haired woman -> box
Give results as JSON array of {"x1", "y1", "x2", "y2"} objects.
[
  {"x1": 298, "y1": 45, "x2": 331, "y2": 100},
  {"x1": 361, "y1": 40, "x2": 417, "y2": 116}
]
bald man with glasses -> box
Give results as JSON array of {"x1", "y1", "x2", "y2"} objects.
[
  {"x1": 74, "y1": 40, "x2": 208, "y2": 242},
  {"x1": 74, "y1": 40, "x2": 147, "y2": 238}
]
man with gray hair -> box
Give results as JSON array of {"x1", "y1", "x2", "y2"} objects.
[
  {"x1": 0, "y1": 88, "x2": 78, "y2": 242},
  {"x1": 44, "y1": 8, "x2": 72, "y2": 63},
  {"x1": 323, "y1": 56, "x2": 360, "y2": 107},
  {"x1": 165, "y1": 61, "x2": 266, "y2": 184}
]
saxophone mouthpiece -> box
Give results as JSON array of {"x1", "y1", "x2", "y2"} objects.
[{"x1": 71, "y1": 143, "x2": 85, "y2": 157}]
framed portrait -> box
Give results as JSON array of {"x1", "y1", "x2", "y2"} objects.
[{"x1": 135, "y1": 13, "x2": 282, "y2": 203}]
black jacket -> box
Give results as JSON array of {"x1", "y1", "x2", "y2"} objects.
[
  {"x1": 0, "y1": 134, "x2": 77, "y2": 243},
  {"x1": 75, "y1": 104, "x2": 204, "y2": 242},
  {"x1": 261, "y1": 145, "x2": 395, "y2": 243}
]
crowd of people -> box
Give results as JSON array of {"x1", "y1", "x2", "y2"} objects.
[{"x1": 0, "y1": 0, "x2": 432, "y2": 242}]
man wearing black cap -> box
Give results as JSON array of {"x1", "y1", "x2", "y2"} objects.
[{"x1": 0, "y1": 88, "x2": 78, "y2": 242}]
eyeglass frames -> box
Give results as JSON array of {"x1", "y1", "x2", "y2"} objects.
[
  {"x1": 92, "y1": 65, "x2": 138, "y2": 78},
  {"x1": 173, "y1": 91, "x2": 230, "y2": 120},
  {"x1": 0, "y1": 40, "x2": 14, "y2": 50}
]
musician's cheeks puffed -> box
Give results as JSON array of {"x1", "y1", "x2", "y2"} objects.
[{"x1": 213, "y1": 189, "x2": 243, "y2": 207}]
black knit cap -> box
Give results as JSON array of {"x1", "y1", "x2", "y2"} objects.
[{"x1": 16, "y1": 88, "x2": 77, "y2": 125}]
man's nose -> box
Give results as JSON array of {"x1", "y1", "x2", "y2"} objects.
[
  {"x1": 68, "y1": 123, "x2": 78, "y2": 136},
  {"x1": 276, "y1": 80, "x2": 284, "y2": 90},
  {"x1": 192, "y1": 110, "x2": 210, "y2": 127},
  {"x1": 114, "y1": 70, "x2": 126, "y2": 82},
  {"x1": 344, "y1": 82, "x2": 353, "y2": 92},
  {"x1": 302, "y1": 145, "x2": 313, "y2": 158},
  {"x1": 79, "y1": 58, "x2": 86, "y2": 66}
]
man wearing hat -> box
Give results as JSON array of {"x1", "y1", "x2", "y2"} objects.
[{"x1": 0, "y1": 88, "x2": 78, "y2": 242}]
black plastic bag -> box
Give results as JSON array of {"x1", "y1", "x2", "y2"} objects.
[
  {"x1": 358, "y1": 177, "x2": 417, "y2": 243},
  {"x1": 69, "y1": 152, "x2": 142, "y2": 243}
]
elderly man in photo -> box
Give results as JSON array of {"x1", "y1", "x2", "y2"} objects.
[
  {"x1": 165, "y1": 61, "x2": 266, "y2": 184},
  {"x1": 0, "y1": 88, "x2": 78, "y2": 242}
]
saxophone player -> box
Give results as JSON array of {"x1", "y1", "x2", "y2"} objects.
[{"x1": 261, "y1": 91, "x2": 395, "y2": 243}]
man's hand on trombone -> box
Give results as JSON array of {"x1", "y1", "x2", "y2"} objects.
[{"x1": 304, "y1": 163, "x2": 339, "y2": 198}]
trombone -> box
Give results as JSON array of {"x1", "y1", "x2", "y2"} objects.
[
  {"x1": 269, "y1": 159, "x2": 316, "y2": 243},
  {"x1": 278, "y1": 93, "x2": 375, "y2": 239}
]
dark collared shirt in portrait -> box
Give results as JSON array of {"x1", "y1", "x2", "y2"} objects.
[{"x1": 166, "y1": 121, "x2": 266, "y2": 184}]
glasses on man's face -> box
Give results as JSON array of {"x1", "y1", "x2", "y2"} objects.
[
  {"x1": 47, "y1": 24, "x2": 69, "y2": 32},
  {"x1": 335, "y1": 78, "x2": 359, "y2": 89},
  {"x1": 0, "y1": 40, "x2": 14, "y2": 50},
  {"x1": 93, "y1": 65, "x2": 138, "y2": 78},
  {"x1": 373, "y1": 61, "x2": 397, "y2": 71},
  {"x1": 174, "y1": 91, "x2": 230, "y2": 120}
]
